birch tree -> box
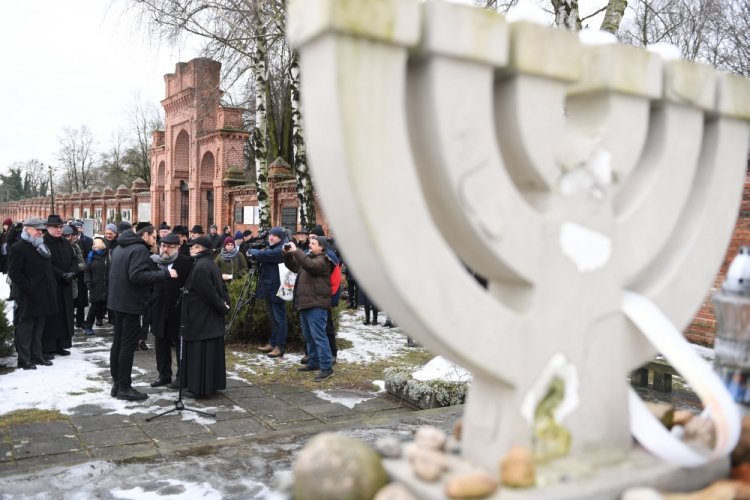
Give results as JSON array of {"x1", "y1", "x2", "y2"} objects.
[
  {"x1": 290, "y1": 52, "x2": 315, "y2": 229},
  {"x1": 252, "y1": 1, "x2": 271, "y2": 229},
  {"x1": 57, "y1": 125, "x2": 97, "y2": 193}
]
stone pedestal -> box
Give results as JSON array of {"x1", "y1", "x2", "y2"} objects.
[{"x1": 383, "y1": 446, "x2": 729, "y2": 500}]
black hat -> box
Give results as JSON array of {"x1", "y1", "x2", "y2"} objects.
[
  {"x1": 160, "y1": 233, "x2": 181, "y2": 245},
  {"x1": 118, "y1": 221, "x2": 133, "y2": 233},
  {"x1": 135, "y1": 221, "x2": 151, "y2": 231},
  {"x1": 190, "y1": 225, "x2": 204, "y2": 234},
  {"x1": 188, "y1": 236, "x2": 213, "y2": 249},
  {"x1": 298, "y1": 227, "x2": 310, "y2": 234},
  {"x1": 172, "y1": 225, "x2": 189, "y2": 236},
  {"x1": 243, "y1": 230, "x2": 252, "y2": 237},
  {"x1": 45, "y1": 214, "x2": 65, "y2": 226},
  {"x1": 158, "y1": 222, "x2": 171, "y2": 230},
  {"x1": 310, "y1": 225, "x2": 325, "y2": 237}
]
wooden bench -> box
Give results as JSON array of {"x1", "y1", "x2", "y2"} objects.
[{"x1": 630, "y1": 360, "x2": 679, "y2": 393}]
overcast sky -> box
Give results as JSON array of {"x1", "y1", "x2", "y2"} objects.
[
  {"x1": 0, "y1": 0, "x2": 201, "y2": 172},
  {"x1": 0, "y1": 0, "x2": 606, "y2": 175}
]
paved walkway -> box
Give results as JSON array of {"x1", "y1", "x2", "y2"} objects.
[{"x1": 0, "y1": 326, "x2": 413, "y2": 475}]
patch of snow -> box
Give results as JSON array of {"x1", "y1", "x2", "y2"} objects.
[
  {"x1": 647, "y1": 42, "x2": 681, "y2": 61},
  {"x1": 111, "y1": 479, "x2": 223, "y2": 500},
  {"x1": 411, "y1": 356, "x2": 471, "y2": 383},
  {"x1": 335, "y1": 309, "x2": 415, "y2": 363},
  {"x1": 372, "y1": 380, "x2": 385, "y2": 393},
  {"x1": 313, "y1": 390, "x2": 372, "y2": 409},
  {"x1": 559, "y1": 222, "x2": 612, "y2": 273},
  {"x1": 506, "y1": 0, "x2": 550, "y2": 25},
  {"x1": 579, "y1": 29, "x2": 617, "y2": 46},
  {"x1": 692, "y1": 344, "x2": 715, "y2": 362}
]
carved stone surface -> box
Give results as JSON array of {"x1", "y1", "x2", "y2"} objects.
[{"x1": 288, "y1": 0, "x2": 750, "y2": 474}]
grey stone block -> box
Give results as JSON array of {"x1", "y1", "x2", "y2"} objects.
[
  {"x1": 0, "y1": 441, "x2": 14, "y2": 463},
  {"x1": 235, "y1": 396, "x2": 291, "y2": 412},
  {"x1": 207, "y1": 417, "x2": 270, "y2": 438},
  {"x1": 12, "y1": 436, "x2": 83, "y2": 459},
  {"x1": 630, "y1": 368, "x2": 649, "y2": 388},
  {"x1": 353, "y1": 397, "x2": 404, "y2": 413},
  {"x1": 223, "y1": 386, "x2": 269, "y2": 399},
  {"x1": 8, "y1": 421, "x2": 76, "y2": 441},
  {"x1": 15, "y1": 451, "x2": 91, "y2": 472},
  {"x1": 70, "y1": 414, "x2": 138, "y2": 433},
  {"x1": 653, "y1": 371, "x2": 673, "y2": 393},
  {"x1": 262, "y1": 384, "x2": 308, "y2": 395},
  {"x1": 253, "y1": 408, "x2": 318, "y2": 425},
  {"x1": 300, "y1": 403, "x2": 358, "y2": 419},
  {"x1": 90, "y1": 443, "x2": 159, "y2": 460},
  {"x1": 79, "y1": 426, "x2": 152, "y2": 449},
  {"x1": 141, "y1": 420, "x2": 212, "y2": 441}
]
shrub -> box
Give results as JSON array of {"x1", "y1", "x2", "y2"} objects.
[
  {"x1": 225, "y1": 275, "x2": 341, "y2": 345},
  {"x1": 0, "y1": 301, "x2": 14, "y2": 358}
]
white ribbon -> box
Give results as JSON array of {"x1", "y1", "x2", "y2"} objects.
[{"x1": 622, "y1": 290, "x2": 741, "y2": 467}]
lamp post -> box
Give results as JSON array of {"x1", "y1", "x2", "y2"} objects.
[{"x1": 48, "y1": 165, "x2": 55, "y2": 215}]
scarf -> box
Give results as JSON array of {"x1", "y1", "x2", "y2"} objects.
[
  {"x1": 87, "y1": 249, "x2": 103, "y2": 265},
  {"x1": 221, "y1": 245, "x2": 239, "y2": 261},
  {"x1": 151, "y1": 252, "x2": 179, "y2": 270},
  {"x1": 21, "y1": 229, "x2": 51, "y2": 259}
]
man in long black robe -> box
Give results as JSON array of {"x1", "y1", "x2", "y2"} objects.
[{"x1": 41, "y1": 215, "x2": 78, "y2": 356}]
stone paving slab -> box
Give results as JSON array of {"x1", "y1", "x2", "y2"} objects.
[
  {"x1": 89, "y1": 442, "x2": 160, "y2": 460},
  {"x1": 11, "y1": 436, "x2": 84, "y2": 459},
  {"x1": 8, "y1": 422, "x2": 77, "y2": 441},
  {"x1": 78, "y1": 426, "x2": 151, "y2": 449},
  {"x1": 141, "y1": 420, "x2": 211, "y2": 441},
  {"x1": 70, "y1": 414, "x2": 139, "y2": 433},
  {"x1": 14, "y1": 451, "x2": 92, "y2": 471},
  {"x1": 206, "y1": 417, "x2": 270, "y2": 438},
  {"x1": 253, "y1": 407, "x2": 318, "y2": 426},
  {"x1": 0, "y1": 441, "x2": 13, "y2": 463},
  {"x1": 222, "y1": 386, "x2": 269, "y2": 398}
]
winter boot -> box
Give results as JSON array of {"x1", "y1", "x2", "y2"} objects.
[
  {"x1": 364, "y1": 306, "x2": 371, "y2": 325},
  {"x1": 258, "y1": 343, "x2": 274, "y2": 353},
  {"x1": 407, "y1": 337, "x2": 415, "y2": 348},
  {"x1": 372, "y1": 309, "x2": 379, "y2": 326},
  {"x1": 267, "y1": 347, "x2": 284, "y2": 359},
  {"x1": 84, "y1": 323, "x2": 95, "y2": 335}
]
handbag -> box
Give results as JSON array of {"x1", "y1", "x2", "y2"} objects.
[{"x1": 277, "y1": 263, "x2": 297, "y2": 302}]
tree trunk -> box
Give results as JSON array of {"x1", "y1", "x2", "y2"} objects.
[
  {"x1": 552, "y1": 0, "x2": 582, "y2": 30},
  {"x1": 253, "y1": 20, "x2": 271, "y2": 229},
  {"x1": 266, "y1": 79, "x2": 280, "y2": 162},
  {"x1": 290, "y1": 52, "x2": 315, "y2": 229},
  {"x1": 600, "y1": 0, "x2": 628, "y2": 34}
]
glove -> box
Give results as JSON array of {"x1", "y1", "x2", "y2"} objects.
[{"x1": 63, "y1": 272, "x2": 76, "y2": 282}]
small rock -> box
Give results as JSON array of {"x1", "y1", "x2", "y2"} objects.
[
  {"x1": 412, "y1": 448, "x2": 450, "y2": 482},
  {"x1": 732, "y1": 416, "x2": 750, "y2": 464},
  {"x1": 374, "y1": 482, "x2": 418, "y2": 500},
  {"x1": 683, "y1": 417, "x2": 716, "y2": 450},
  {"x1": 274, "y1": 470, "x2": 295, "y2": 494},
  {"x1": 453, "y1": 420, "x2": 463, "y2": 441},
  {"x1": 671, "y1": 425, "x2": 685, "y2": 440},
  {"x1": 732, "y1": 463, "x2": 750, "y2": 484},
  {"x1": 445, "y1": 472, "x2": 498, "y2": 499},
  {"x1": 673, "y1": 410, "x2": 695, "y2": 427},
  {"x1": 500, "y1": 446, "x2": 535, "y2": 488},
  {"x1": 375, "y1": 436, "x2": 402, "y2": 459},
  {"x1": 445, "y1": 435, "x2": 461, "y2": 455},
  {"x1": 293, "y1": 433, "x2": 388, "y2": 500},
  {"x1": 415, "y1": 426, "x2": 447, "y2": 451},
  {"x1": 621, "y1": 487, "x2": 665, "y2": 500},
  {"x1": 645, "y1": 402, "x2": 675, "y2": 428}
]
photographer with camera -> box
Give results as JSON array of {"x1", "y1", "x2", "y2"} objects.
[
  {"x1": 282, "y1": 236, "x2": 337, "y2": 381},
  {"x1": 247, "y1": 226, "x2": 288, "y2": 358}
]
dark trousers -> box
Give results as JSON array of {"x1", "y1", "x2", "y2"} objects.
[
  {"x1": 154, "y1": 334, "x2": 176, "y2": 380},
  {"x1": 16, "y1": 315, "x2": 45, "y2": 364},
  {"x1": 110, "y1": 311, "x2": 142, "y2": 390},
  {"x1": 139, "y1": 309, "x2": 150, "y2": 341},
  {"x1": 347, "y1": 280, "x2": 358, "y2": 306},
  {"x1": 85, "y1": 302, "x2": 106, "y2": 325},
  {"x1": 364, "y1": 305, "x2": 378, "y2": 323}
]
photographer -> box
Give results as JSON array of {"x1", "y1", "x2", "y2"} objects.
[
  {"x1": 247, "y1": 226, "x2": 287, "y2": 358},
  {"x1": 282, "y1": 236, "x2": 337, "y2": 382}
]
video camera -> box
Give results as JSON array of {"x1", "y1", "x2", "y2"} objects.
[{"x1": 246, "y1": 231, "x2": 268, "y2": 251}]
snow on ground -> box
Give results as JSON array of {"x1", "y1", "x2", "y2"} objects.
[
  {"x1": 313, "y1": 390, "x2": 373, "y2": 408},
  {"x1": 335, "y1": 308, "x2": 413, "y2": 363},
  {"x1": 412, "y1": 356, "x2": 472, "y2": 383},
  {"x1": 111, "y1": 478, "x2": 229, "y2": 500}
]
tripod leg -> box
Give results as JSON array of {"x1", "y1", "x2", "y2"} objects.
[
  {"x1": 184, "y1": 407, "x2": 216, "y2": 417},
  {"x1": 146, "y1": 407, "x2": 178, "y2": 422}
]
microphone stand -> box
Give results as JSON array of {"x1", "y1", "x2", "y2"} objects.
[{"x1": 147, "y1": 262, "x2": 215, "y2": 422}]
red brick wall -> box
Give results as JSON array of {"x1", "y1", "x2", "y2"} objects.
[{"x1": 685, "y1": 159, "x2": 750, "y2": 345}]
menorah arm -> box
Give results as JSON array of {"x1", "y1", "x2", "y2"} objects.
[
  {"x1": 288, "y1": 0, "x2": 522, "y2": 386},
  {"x1": 629, "y1": 112, "x2": 750, "y2": 329},
  {"x1": 614, "y1": 62, "x2": 716, "y2": 283},
  {"x1": 405, "y1": 3, "x2": 541, "y2": 309}
]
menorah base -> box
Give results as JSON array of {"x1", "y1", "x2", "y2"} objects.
[{"x1": 382, "y1": 445, "x2": 729, "y2": 499}]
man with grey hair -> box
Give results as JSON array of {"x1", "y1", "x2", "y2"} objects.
[{"x1": 7, "y1": 217, "x2": 57, "y2": 369}]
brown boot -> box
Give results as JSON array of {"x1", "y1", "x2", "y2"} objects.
[
  {"x1": 267, "y1": 347, "x2": 284, "y2": 358},
  {"x1": 258, "y1": 344, "x2": 274, "y2": 353}
]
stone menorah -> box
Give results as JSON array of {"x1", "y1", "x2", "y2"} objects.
[{"x1": 287, "y1": 0, "x2": 750, "y2": 472}]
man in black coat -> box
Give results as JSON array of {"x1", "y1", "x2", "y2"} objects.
[
  {"x1": 41, "y1": 215, "x2": 78, "y2": 356},
  {"x1": 182, "y1": 236, "x2": 230, "y2": 397},
  {"x1": 108, "y1": 225, "x2": 177, "y2": 401},
  {"x1": 148, "y1": 233, "x2": 192, "y2": 388},
  {"x1": 207, "y1": 224, "x2": 223, "y2": 255},
  {"x1": 173, "y1": 225, "x2": 191, "y2": 256},
  {"x1": 8, "y1": 217, "x2": 58, "y2": 369}
]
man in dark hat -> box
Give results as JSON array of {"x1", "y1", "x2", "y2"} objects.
[
  {"x1": 173, "y1": 225, "x2": 190, "y2": 256},
  {"x1": 118, "y1": 220, "x2": 134, "y2": 235},
  {"x1": 207, "y1": 224, "x2": 223, "y2": 255},
  {"x1": 297, "y1": 227, "x2": 311, "y2": 253},
  {"x1": 41, "y1": 215, "x2": 78, "y2": 356},
  {"x1": 181, "y1": 236, "x2": 230, "y2": 397},
  {"x1": 8, "y1": 217, "x2": 57, "y2": 369},
  {"x1": 109, "y1": 224, "x2": 177, "y2": 401},
  {"x1": 135, "y1": 221, "x2": 156, "y2": 351},
  {"x1": 157, "y1": 222, "x2": 171, "y2": 245},
  {"x1": 189, "y1": 225, "x2": 204, "y2": 243},
  {"x1": 149, "y1": 233, "x2": 192, "y2": 388},
  {"x1": 310, "y1": 225, "x2": 325, "y2": 237},
  {"x1": 70, "y1": 223, "x2": 90, "y2": 329},
  {"x1": 247, "y1": 227, "x2": 288, "y2": 358}
]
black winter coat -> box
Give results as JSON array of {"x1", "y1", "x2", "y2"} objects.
[
  {"x1": 150, "y1": 254, "x2": 192, "y2": 340},
  {"x1": 183, "y1": 250, "x2": 230, "y2": 341},
  {"x1": 7, "y1": 238, "x2": 58, "y2": 318},
  {"x1": 44, "y1": 233, "x2": 78, "y2": 337},
  {"x1": 108, "y1": 231, "x2": 169, "y2": 315},
  {"x1": 84, "y1": 249, "x2": 110, "y2": 303}
]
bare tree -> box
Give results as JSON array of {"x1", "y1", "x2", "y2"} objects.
[
  {"x1": 56, "y1": 125, "x2": 98, "y2": 193},
  {"x1": 123, "y1": 92, "x2": 164, "y2": 186}
]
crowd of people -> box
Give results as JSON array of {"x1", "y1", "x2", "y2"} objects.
[{"x1": 1, "y1": 214, "x2": 401, "y2": 401}]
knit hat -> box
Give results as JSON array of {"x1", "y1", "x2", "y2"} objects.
[
  {"x1": 105, "y1": 223, "x2": 117, "y2": 233},
  {"x1": 269, "y1": 227, "x2": 285, "y2": 239},
  {"x1": 234, "y1": 231, "x2": 244, "y2": 240},
  {"x1": 314, "y1": 235, "x2": 332, "y2": 252},
  {"x1": 224, "y1": 236, "x2": 236, "y2": 248},
  {"x1": 3, "y1": 218, "x2": 12, "y2": 226},
  {"x1": 310, "y1": 225, "x2": 325, "y2": 237}
]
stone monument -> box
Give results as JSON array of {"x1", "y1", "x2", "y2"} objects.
[{"x1": 287, "y1": 0, "x2": 750, "y2": 495}]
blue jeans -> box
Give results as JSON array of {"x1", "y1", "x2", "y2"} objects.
[
  {"x1": 300, "y1": 308, "x2": 332, "y2": 370},
  {"x1": 268, "y1": 298, "x2": 288, "y2": 350}
]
